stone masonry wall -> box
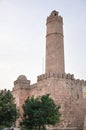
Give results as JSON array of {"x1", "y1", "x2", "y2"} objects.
[{"x1": 12, "y1": 73, "x2": 86, "y2": 129}]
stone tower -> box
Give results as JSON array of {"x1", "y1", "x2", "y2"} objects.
[
  {"x1": 12, "y1": 10, "x2": 86, "y2": 130},
  {"x1": 46, "y1": 10, "x2": 65, "y2": 73}
]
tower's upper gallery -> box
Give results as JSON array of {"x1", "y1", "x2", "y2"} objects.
[{"x1": 47, "y1": 10, "x2": 63, "y2": 24}]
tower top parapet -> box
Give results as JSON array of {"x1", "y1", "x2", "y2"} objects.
[
  {"x1": 47, "y1": 10, "x2": 63, "y2": 24},
  {"x1": 50, "y1": 10, "x2": 59, "y2": 16}
]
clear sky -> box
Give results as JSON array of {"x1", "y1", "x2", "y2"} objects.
[{"x1": 0, "y1": 0, "x2": 86, "y2": 90}]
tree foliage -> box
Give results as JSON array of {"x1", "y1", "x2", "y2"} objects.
[
  {"x1": 20, "y1": 94, "x2": 61, "y2": 130},
  {"x1": 0, "y1": 89, "x2": 18, "y2": 128}
]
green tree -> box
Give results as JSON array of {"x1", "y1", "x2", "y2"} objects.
[
  {"x1": 0, "y1": 89, "x2": 18, "y2": 128},
  {"x1": 20, "y1": 94, "x2": 61, "y2": 130}
]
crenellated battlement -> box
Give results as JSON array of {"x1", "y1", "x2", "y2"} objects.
[
  {"x1": 37, "y1": 72, "x2": 74, "y2": 81},
  {"x1": 37, "y1": 72, "x2": 86, "y2": 85},
  {"x1": 30, "y1": 83, "x2": 37, "y2": 89}
]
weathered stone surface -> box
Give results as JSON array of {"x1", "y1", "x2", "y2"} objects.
[{"x1": 84, "y1": 115, "x2": 86, "y2": 130}]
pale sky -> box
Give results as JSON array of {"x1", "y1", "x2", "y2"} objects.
[{"x1": 0, "y1": 0, "x2": 86, "y2": 90}]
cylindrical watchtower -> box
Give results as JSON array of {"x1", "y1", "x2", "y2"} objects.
[{"x1": 46, "y1": 10, "x2": 65, "y2": 73}]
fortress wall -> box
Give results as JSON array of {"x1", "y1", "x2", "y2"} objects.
[
  {"x1": 12, "y1": 72, "x2": 86, "y2": 129},
  {"x1": 36, "y1": 73, "x2": 86, "y2": 129},
  {"x1": 12, "y1": 73, "x2": 86, "y2": 129}
]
